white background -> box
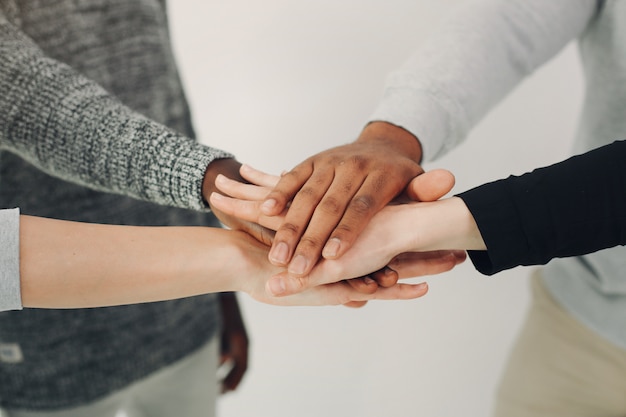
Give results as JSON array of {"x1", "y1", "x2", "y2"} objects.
[{"x1": 167, "y1": 1, "x2": 583, "y2": 416}]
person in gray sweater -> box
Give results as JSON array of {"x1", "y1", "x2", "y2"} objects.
[{"x1": 0, "y1": 2, "x2": 248, "y2": 416}]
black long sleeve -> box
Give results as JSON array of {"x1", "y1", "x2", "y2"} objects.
[{"x1": 457, "y1": 140, "x2": 626, "y2": 275}]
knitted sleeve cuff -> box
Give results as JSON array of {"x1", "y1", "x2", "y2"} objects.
[{"x1": 147, "y1": 138, "x2": 234, "y2": 211}]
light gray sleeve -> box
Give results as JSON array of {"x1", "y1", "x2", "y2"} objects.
[
  {"x1": 0, "y1": 208, "x2": 22, "y2": 312},
  {"x1": 369, "y1": 0, "x2": 598, "y2": 161},
  {"x1": 0, "y1": 14, "x2": 232, "y2": 211}
]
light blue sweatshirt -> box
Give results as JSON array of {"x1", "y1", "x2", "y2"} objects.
[{"x1": 370, "y1": 0, "x2": 626, "y2": 349}]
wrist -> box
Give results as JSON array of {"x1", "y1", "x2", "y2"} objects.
[
  {"x1": 447, "y1": 197, "x2": 485, "y2": 250},
  {"x1": 202, "y1": 158, "x2": 243, "y2": 206},
  {"x1": 357, "y1": 121, "x2": 423, "y2": 163},
  {"x1": 412, "y1": 198, "x2": 485, "y2": 251},
  {"x1": 227, "y1": 230, "x2": 277, "y2": 294}
]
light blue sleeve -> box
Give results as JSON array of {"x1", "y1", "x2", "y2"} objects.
[
  {"x1": 369, "y1": 0, "x2": 598, "y2": 161},
  {"x1": 0, "y1": 208, "x2": 22, "y2": 311}
]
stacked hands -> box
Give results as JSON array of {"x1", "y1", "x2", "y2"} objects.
[
  {"x1": 207, "y1": 124, "x2": 475, "y2": 307},
  {"x1": 210, "y1": 165, "x2": 466, "y2": 307}
]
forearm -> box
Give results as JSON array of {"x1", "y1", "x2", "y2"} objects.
[
  {"x1": 458, "y1": 140, "x2": 626, "y2": 274},
  {"x1": 406, "y1": 142, "x2": 626, "y2": 272},
  {"x1": 19, "y1": 215, "x2": 252, "y2": 308},
  {"x1": 0, "y1": 18, "x2": 232, "y2": 210},
  {"x1": 18, "y1": 214, "x2": 430, "y2": 308},
  {"x1": 404, "y1": 197, "x2": 486, "y2": 252}
]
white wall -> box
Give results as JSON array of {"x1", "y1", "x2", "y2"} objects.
[{"x1": 167, "y1": 2, "x2": 583, "y2": 416}]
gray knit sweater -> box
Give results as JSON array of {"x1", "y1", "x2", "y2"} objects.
[{"x1": 0, "y1": 0, "x2": 233, "y2": 410}]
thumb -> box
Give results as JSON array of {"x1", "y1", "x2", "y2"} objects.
[{"x1": 406, "y1": 169, "x2": 455, "y2": 202}]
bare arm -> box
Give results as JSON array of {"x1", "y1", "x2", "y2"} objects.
[
  {"x1": 14, "y1": 214, "x2": 428, "y2": 309},
  {"x1": 19, "y1": 215, "x2": 251, "y2": 308}
]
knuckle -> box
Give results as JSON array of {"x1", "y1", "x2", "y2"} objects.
[
  {"x1": 297, "y1": 235, "x2": 323, "y2": 251},
  {"x1": 319, "y1": 195, "x2": 343, "y2": 216},
  {"x1": 320, "y1": 151, "x2": 345, "y2": 167},
  {"x1": 338, "y1": 284, "x2": 354, "y2": 304},
  {"x1": 333, "y1": 222, "x2": 355, "y2": 237},
  {"x1": 349, "y1": 194, "x2": 375, "y2": 216},
  {"x1": 273, "y1": 167, "x2": 310, "y2": 191},
  {"x1": 284, "y1": 164, "x2": 308, "y2": 179},
  {"x1": 296, "y1": 185, "x2": 319, "y2": 200},
  {"x1": 278, "y1": 222, "x2": 301, "y2": 239},
  {"x1": 377, "y1": 274, "x2": 398, "y2": 288},
  {"x1": 340, "y1": 180, "x2": 354, "y2": 194},
  {"x1": 310, "y1": 174, "x2": 328, "y2": 187},
  {"x1": 295, "y1": 276, "x2": 308, "y2": 291},
  {"x1": 348, "y1": 154, "x2": 368, "y2": 171},
  {"x1": 372, "y1": 172, "x2": 400, "y2": 196},
  {"x1": 356, "y1": 279, "x2": 378, "y2": 294}
]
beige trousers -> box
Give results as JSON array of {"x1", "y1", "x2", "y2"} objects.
[
  {"x1": 493, "y1": 271, "x2": 626, "y2": 417},
  {"x1": 2, "y1": 337, "x2": 218, "y2": 417}
]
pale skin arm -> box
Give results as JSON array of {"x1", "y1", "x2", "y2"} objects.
[
  {"x1": 275, "y1": 195, "x2": 484, "y2": 296},
  {"x1": 17, "y1": 214, "x2": 432, "y2": 308}
]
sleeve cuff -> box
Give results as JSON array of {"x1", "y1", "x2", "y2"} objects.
[
  {"x1": 368, "y1": 86, "x2": 464, "y2": 162},
  {"x1": 0, "y1": 208, "x2": 23, "y2": 311},
  {"x1": 152, "y1": 140, "x2": 234, "y2": 211},
  {"x1": 457, "y1": 179, "x2": 530, "y2": 275}
]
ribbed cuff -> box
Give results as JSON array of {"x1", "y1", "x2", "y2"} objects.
[
  {"x1": 457, "y1": 179, "x2": 529, "y2": 275},
  {"x1": 368, "y1": 86, "x2": 460, "y2": 162}
]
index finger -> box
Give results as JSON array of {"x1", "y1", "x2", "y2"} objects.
[{"x1": 260, "y1": 161, "x2": 313, "y2": 216}]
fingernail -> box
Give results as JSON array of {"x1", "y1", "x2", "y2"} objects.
[
  {"x1": 261, "y1": 199, "x2": 276, "y2": 213},
  {"x1": 322, "y1": 238, "x2": 341, "y2": 259},
  {"x1": 364, "y1": 277, "x2": 375, "y2": 285},
  {"x1": 268, "y1": 277, "x2": 286, "y2": 295},
  {"x1": 288, "y1": 255, "x2": 308, "y2": 276},
  {"x1": 216, "y1": 174, "x2": 227, "y2": 184},
  {"x1": 269, "y1": 242, "x2": 289, "y2": 265}
]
